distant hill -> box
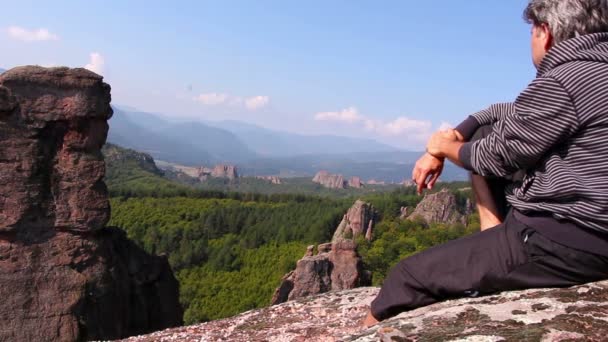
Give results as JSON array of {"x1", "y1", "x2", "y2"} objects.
[
  {"x1": 208, "y1": 120, "x2": 400, "y2": 157},
  {"x1": 0, "y1": 68, "x2": 6, "y2": 74},
  {"x1": 108, "y1": 107, "x2": 257, "y2": 164},
  {"x1": 106, "y1": 107, "x2": 468, "y2": 182}
]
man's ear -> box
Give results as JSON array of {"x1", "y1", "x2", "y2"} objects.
[{"x1": 541, "y1": 24, "x2": 554, "y2": 51}]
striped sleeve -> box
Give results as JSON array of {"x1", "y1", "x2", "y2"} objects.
[
  {"x1": 459, "y1": 77, "x2": 579, "y2": 177},
  {"x1": 471, "y1": 102, "x2": 516, "y2": 125},
  {"x1": 455, "y1": 103, "x2": 516, "y2": 141}
]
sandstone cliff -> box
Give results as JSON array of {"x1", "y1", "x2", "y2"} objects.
[
  {"x1": 405, "y1": 188, "x2": 473, "y2": 225},
  {"x1": 0, "y1": 66, "x2": 182, "y2": 341},
  {"x1": 124, "y1": 280, "x2": 608, "y2": 341}
]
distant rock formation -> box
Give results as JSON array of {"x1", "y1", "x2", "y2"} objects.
[
  {"x1": 256, "y1": 175, "x2": 282, "y2": 184},
  {"x1": 271, "y1": 240, "x2": 371, "y2": 305},
  {"x1": 405, "y1": 188, "x2": 472, "y2": 225},
  {"x1": 312, "y1": 171, "x2": 366, "y2": 189},
  {"x1": 332, "y1": 200, "x2": 376, "y2": 242},
  {"x1": 366, "y1": 179, "x2": 386, "y2": 185},
  {"x1": 348, "y1": 176, "x2": 363, "y2": 188},
  {"x1": 271, "y1": 200, "x2": 375, "y2": 305},
  {"x1": 0, "y1": 66, "x2": 182, "y2": 341},
  {"x1": 125, "y1": 280, "x2": 608, "y2": 341},
  {"x1": 313, "y1": 170, "x2": 346, "y2": 189},
  {"x1": 210, "y1": 164, "x2": 238, "y2": 179}
]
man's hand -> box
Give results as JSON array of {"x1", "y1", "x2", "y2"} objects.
[
  {"x1": 412, "y1": 153, "x2": 444, "y2": 195},
  {"x1": 426, "y1": 129, "x2": 460, "y2": 158}
]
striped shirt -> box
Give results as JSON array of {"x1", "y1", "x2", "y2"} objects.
[{"x1": 459, "y1": 32, "x2": 608, "y2": 235}]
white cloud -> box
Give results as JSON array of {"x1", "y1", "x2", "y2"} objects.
[
  {"x1": 7, "y1": 26, "x2": 59, "y2": 41},
  {"x1": 314, "y1": 106, "x2": 362, "y2": 123},
  {"x1": 194, "y1": 92, "x2": 270, "y2": 110},
  {"x1": 195, "y1": 93, "x2": 229, "y2": 105},
  {"x1": 84, "y1": 52, "x2": 105, "y2": 75},
  {"x1": 314, "y1": 106, "x2": 451, "y2": 145},
  {"x1": 245, "y1": 96, "x2": 270, "y2": 110}
]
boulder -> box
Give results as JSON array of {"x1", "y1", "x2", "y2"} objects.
[{"x1": 0, "y1": 66, "x2": 182, "y2": 341}]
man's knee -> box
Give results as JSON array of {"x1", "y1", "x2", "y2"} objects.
[{"x1": 470, "y1": 124, "x2": 494, "y2": 142}]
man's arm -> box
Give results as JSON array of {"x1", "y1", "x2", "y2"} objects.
[
  {"x1": 452, "y1": 77, "x2": 577, "y2": 177},
  {"x1": 454, "y1": 103, "x2": 516, "y2": 141}
]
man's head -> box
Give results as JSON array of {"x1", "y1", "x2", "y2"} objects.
[{"x1": 524, "y1": 0, "x2": 608, "y2": 67}]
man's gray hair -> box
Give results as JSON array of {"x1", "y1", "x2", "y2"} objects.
[{"x1": 524, "y1": 0, "x2": 608, "y2": 44}]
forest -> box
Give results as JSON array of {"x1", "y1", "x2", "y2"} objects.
[{"x1": 105, "y1": 144, "x2": 478, "y2": 323}]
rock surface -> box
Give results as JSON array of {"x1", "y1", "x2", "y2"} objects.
[
  {"x1": 124, "y1": 280, "x2": 608, "y2": 341},
  {"x1": 332, "y1": 200, "x2": 376, "y2": 242},
  {"x1": 405, "y1": 188, "x2": 472, "y2": 225},
  {"x1": 0, "y1": 66, "x2": 182, "y2": 341}
]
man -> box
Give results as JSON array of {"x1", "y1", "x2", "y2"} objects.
[{"x1": 364, "y1": 0, "x2": 608, "y2": 326}]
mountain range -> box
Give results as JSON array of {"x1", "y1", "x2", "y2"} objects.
[{"x1": 108, "y1": 107, "x2": 468, "y2": 182}]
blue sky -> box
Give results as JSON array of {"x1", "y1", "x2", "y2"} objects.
[{"x1": 1, "y1": 0, "x2": 535, "y2": 149}]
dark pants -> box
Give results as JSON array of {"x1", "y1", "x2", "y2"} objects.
[
  {"x1": 370, "y1": 125, "x2": 608, "y2": 321},
  {"x1": 370, "y1": 211, "x2": 608, "y2": 320}
]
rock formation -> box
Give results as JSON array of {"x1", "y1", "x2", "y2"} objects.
[
  {"x1": 405, "y1": 188, "x2": 472, "y2": 225},
  {"x1": 332, "y1": 200, "x2": 376, "y2": 242},
  {"x1": 0, "y1": 66, "x2": 182, "y2": 341},
  {"x1": 270, "y1": 240, "x2": 371, "y2": 305},
  {"x1": 348, "y1": 176, "x2": 363, "y2": 188},
  {"x1": 312, "y1": 170, "x2": 346, "y2": 189},
  {"x1": 123, "y1": 280, "x2": 608, "y2": 341},
  {"x1": 271, "y1": 200, "x2": 375, "y2": 305},
  {"x1": 256, "y1": 175, "x2": 282, "y2": 184},
  {"x1": 210, "y1": 164, "x2": 238, "y2": 179}
]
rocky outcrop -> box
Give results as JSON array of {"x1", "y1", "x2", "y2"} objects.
[
  {"x1": 405, "y1": 188, "x2": 472, "y2": 225},
  {"x1": 270, "y1": 240, "x2": 371, "y2": 305},
  {"x1": 348, "y1": 176, "x2": 363, "y2": 188},
  {"x1": 271, "y1": 200, "x2": 374, "y2": 305},
  {"x1": 332, "y1": 200, "x2": 376, "y2": 242},
  {"x1": 124, "y1": 280, "x2": 608, "y2": 341},
  {"x1": 312, "y1": 170, "x2": 346, "y2": 189},
  {"x1": 366, "y1": 179, "x2": 385, "y2": 185},
  {"x1": 0, "y1": 66, "x2": 182, "y2": 341},
  {"x1": 256, "y1": 175, "x2": 282, "y2": 184},
  {"x1": 210, "y1": 164, "x2": 238, "y2": 179}
]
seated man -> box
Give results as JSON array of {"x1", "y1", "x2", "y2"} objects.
[{"x1": 364, "y1": 0, "x2": 608, "y2": 326}]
